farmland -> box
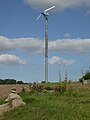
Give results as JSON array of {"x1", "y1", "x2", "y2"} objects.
[{"x1": 0, "y1": 83, "x2": 90, "y2": 120}]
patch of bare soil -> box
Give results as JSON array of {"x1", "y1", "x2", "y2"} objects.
[{"x1": 0, "y1": 84, "x2": 30, "y2": 98}]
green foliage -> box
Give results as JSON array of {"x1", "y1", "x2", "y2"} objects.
[
  {"x1": 0, "y1": 79, "x2": 24, "y2": 84},
  {"x1": 5, "y1": 79, "x2": 16, "y2": 84},
  {"x1": 0, "y1": 79, "x2": 5, "y2": 84},
  {"x1": 41, "y1": 81, "x2": 46, "y2": 83},
  {"x1": 79, "y1": 72, "x2": 90, "y2": 82},
  {"x1": 17, "y1": 81, "x2": 24, "y2": 84},
  {"x1": 0, "y1": 98, "x2": 6, "y2": 105},
  {"x1": 79, "y1": 77, "x2": 84, "y2": 82},
  {"x1": 54, "y1": 83, "x2": 67, "y2": 93},
  {"x1": 84, "y1": 72, "x2": 90, "y2": 80},
  {"x1": 44, "y1": 86, "x2": 52, "y2": 91}
]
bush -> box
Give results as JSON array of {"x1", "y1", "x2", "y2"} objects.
[
  {"x1": 44, "y1": 86, "x2": 52, "y2": 91},
  {"x1": 54, "y1": 83, "x2": 67, "y2": 93},
  {"x1": 30, "y1": 83, "x2": 44, "y2": 92}
]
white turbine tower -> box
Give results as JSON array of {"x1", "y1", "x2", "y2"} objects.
[{"x1": 36, "y1": 6, "x2": 55, "y2": 83}]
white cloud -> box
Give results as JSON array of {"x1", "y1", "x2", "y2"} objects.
[
  {"x1": 24, "y1": 0, "x2": 90, "y2": 11},
  {"x1": 0, "y1": 36, "x2": 44, "y2": 54},
  {"x1": 0, "y1": 36, "x2": 90, "y2": 54},
  {"x1": 0, "y1": 36, "x2": 14, "y2": 52},
  {"x1": 49, "y1": 38, "x2": 90, "y2": 52},
  {"x1": 48, "y1": 56, "x2": 61, "y2": 64},
  {"x1": 48, "y1": 56, "x2": 75, "y2": 65},
  {"x1": 13, "y1": 38, "x2": 44, "y2": 54},
  {"x1": 0, "y1": 54, "x2": 27, "y2": 65}
]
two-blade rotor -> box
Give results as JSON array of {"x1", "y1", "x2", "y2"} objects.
[{"x1": 36, "y1": 6, "x2": 55, "y2": 20}]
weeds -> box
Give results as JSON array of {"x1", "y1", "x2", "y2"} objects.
[{"x1": 1, "y1": 83, "x2": 90, "y2": 120}]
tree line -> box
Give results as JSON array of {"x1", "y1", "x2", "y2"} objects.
[{"x1": 0, "y1": 79, "x2": 24, "y2": 84}]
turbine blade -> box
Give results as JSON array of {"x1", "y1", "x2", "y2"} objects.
[
  {"x1": 44, "y1": 6, "x2": 55, "y2": 12},
  {"x1": 36, "y1": 14, "x2": 41, "y2": 20}
]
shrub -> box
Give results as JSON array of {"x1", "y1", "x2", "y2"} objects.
[
  {"x1": 30, "y1": 83, "x2": 44, "y2": 92},
  {"x1": 44, "y1": 86, "x2": 52, "y2": 91},
  {"x1": 54, "y1": 83, "x2": 67, "y2": 93}
]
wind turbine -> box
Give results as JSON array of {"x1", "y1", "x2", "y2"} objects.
[{"x1": 36, "y1": 6, "x2": 55, "y2": 83}]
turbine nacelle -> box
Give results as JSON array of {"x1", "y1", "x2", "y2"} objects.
[
  {"x1": 36, "y1": 6, "x2": 55, "y2": 20},
  {"x1": 43, "y1": 12, "x2": 49, "y2": 16}
]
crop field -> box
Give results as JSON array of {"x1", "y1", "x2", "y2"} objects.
[{"x1": 0, "y1": 83, "x2": 90, "y2": 120}]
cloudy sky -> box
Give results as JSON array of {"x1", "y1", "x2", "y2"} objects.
[{"x1": 0, "y1": 0, "x2": 90, "y2": 82}]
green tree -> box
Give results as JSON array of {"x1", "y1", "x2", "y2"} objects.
[
  {"x1": 79, "y1": 72, "x2": 90, "y2": 84},
  {"x1": 0, "y1": 79, "x2": 5, "y2": 84},
  {"x1": 83, "y1": 72, "x2": 90, "y2": 80},
  {"x1": 5, "y1": 79, "x2": 16, "y2": 84},
  {"x1": 17, "y1": 81, "x2": 24, "y2": 84}
]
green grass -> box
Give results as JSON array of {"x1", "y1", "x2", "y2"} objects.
[
  {"x1": 0, "y1": 98, "x2": 6, "y2": 105},
  {"x1": 1, "y1": 83, "x2": 90, "y2": 120}
]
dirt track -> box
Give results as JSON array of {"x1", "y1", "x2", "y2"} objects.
[{"x1": 0, "y1": 84, "x2": 30, "y2": 98}]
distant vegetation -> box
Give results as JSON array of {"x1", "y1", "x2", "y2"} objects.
[
  {"x1": 79, "y1": 71, "x2": 90, "y2": 83},
  {"x1": 0, "y1": 79, "x2": 24, "y2": 84}
]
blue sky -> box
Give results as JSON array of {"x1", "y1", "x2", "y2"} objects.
[{"x1": 0, "y1": 0, "x2": 90, "y2": 83}]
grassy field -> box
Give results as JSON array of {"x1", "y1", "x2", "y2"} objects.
[{"x1": 0, "y1": 83, "x2": 90, "y2": 120}]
